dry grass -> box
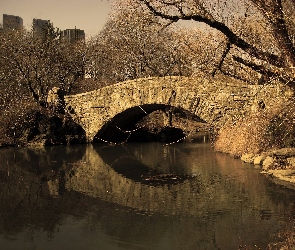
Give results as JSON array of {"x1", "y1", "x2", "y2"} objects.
[{"x1": 214, "y1": 98, "x2": 295, "y2": 157}]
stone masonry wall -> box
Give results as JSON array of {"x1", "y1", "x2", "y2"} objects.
[{"x1": 64, "y1": 74, "x2": 292, "y2": 142}]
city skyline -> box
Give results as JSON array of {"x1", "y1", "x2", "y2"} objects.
[{"x1": 1, "y1": 0, "x2": 112, "y2": 37}]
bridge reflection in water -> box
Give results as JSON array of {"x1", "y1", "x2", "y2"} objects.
[
  {"x1": 0, "y1": 142, "x2": 295, "y2": 249},
  {"x1": 66, "y1": 143, "x2": 233, "y2": 216},
  {"x1": 64, "y1": 143, "x2": 294, "y2": 248},
  {"x1": 64, "y1": 143, "x2": 287, "y2": 214}
]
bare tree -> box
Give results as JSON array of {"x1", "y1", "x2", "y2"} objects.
[
  {"x1": 0, "y1": 27, "x2": 93, "y2": 145},
  {"x1": 139, "y1": 0, "x2": 295, "y2": 85},
  {"x1": 0, "y1": 28, "x2": 87, "y2": 108},
  {"x1": 89, "y1": 0, "x2": 198, "y2": 84}
]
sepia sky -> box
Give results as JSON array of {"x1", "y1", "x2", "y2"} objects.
[{"x1": 1, "y1": 0, "x2": 112, "y2": 37}]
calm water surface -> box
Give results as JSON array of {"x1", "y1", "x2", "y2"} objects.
[{"x1": 0, "y1": 141, "x2": 295, "y2": 250}]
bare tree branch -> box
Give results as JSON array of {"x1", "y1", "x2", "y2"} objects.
[
  {"x1": 141, "y1": 0, "x2": 285, "y2": 68},
  {"x1": 212, "y1": 40, "x2": 231, "y2": 77}
]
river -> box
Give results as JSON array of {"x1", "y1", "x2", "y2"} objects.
[{"x1": 0, "y1": 140, "x2": 294, "y2": 250}]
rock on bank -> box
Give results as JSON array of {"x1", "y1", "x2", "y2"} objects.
[{"x1": 241, "y1": 148, "x2": 295, "y2": 189}]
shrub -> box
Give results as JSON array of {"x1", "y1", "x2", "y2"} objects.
[{"x1": 214, "y1": 98, "x2": 295, "y2": 157}]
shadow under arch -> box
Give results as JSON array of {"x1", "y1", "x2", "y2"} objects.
[{"x1": 93, "y1": 104, "x2": 206, "y2": 143}]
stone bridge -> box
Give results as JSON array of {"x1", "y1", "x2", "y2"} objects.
[{"x1": 64, "y1": 74, "x2": 292, "y2": 142}]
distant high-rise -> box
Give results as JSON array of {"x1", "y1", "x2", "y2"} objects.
[
  {"x1": 3, "y1": 14, "x2": 23, "y2": 30},
  {"x1": 33, "y1": 18, "x2": 53, "y2": 37},
  {"x1": 61, "y1": 28, "x2": 85, "y2": 43}
]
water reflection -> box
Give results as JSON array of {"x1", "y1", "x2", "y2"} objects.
[{"x1": 0, "y1": 143, "x2": 294, "y2": 249}]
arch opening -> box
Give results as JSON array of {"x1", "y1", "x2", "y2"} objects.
[{"x1": 92, "y1": 104, "x2": 208, "y2": 144}]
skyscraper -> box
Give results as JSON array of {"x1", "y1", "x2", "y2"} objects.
[
  {"x1": 33, "y1": 18, "x2": 53, "y2": 37},
  {"x1": 61, "y1": 28, "x2": 85, "y2": 43},
  {"x1": 3, "y1": 14, "x2": 23, "y2": 30}
]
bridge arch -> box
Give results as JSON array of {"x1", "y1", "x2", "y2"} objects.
[
  {"x1": 64, "y1": 75, "x2": 290, "y2": 142},
  {"x1": 92, "y1": 103, "x2": 207, "y2": 143}
]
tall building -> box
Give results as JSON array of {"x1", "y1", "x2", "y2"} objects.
[
  {"x1": 33, "y1": 18, "x2": 53, "y2": 37},
  {"x1": 3, "y1": 14, "x2": 23, "y2": 30},
  {"x1": 61, "y1": 28, "x2": 85, "y2": 43}
]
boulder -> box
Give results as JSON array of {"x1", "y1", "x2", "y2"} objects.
[
  {"x1": 241, "y1": 153, "x2": 256, "y2": 163},
  {"x1": 262, "y1": 156, "x2": 275, "y2": 170},
  {"x1": 287, "y1": 157, "x2": 295, "y2": 168},
  {"x1": 254, "y1": 155, "x2": 267, "y2": 165},
  {"x1": 267, "y1": 169, "x2": 295, "y2": 183},
  {"x1": 272, "y1": 148, "x2": 295, "y2": 157}
]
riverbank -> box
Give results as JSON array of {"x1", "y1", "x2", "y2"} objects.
[
  {"x1": 223, "y1": 147, "x2": 295, "y2": 249},
  {"x1": 241, "y1": 148, "x2": 295, "y2": 190}
]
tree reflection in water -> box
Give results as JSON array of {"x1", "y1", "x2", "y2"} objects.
[{"x1": 0, "y1": 143, "x2": 294, "y2": 249}]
